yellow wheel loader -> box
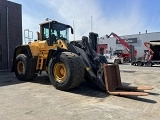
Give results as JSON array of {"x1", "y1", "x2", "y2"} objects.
[{"x1": 11, "y1": 20, "x2": 152, "y2": 96}]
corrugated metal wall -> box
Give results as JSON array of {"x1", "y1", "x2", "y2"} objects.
[{"x1": 98, "y1": 32, "x2": 160, "y2": 57}]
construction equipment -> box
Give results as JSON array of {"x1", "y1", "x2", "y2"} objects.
[
  {"x1": 144, "y1": 42, "x2": 154, "y2": 61},
  {"x1": 132, "y1": 41, "x2": 160, "y2": 67},
  {"x1": 11, "y1": 20, "x2": 152, "y2": 96},
  {"x1": 113, "y1": 49, "x2": 130, "y2": 62},
  {"x1": 106, "y1": 32, "x2": 137, "y2": 62},
  {"x1": 103, "y1": 53, "x2": 123, "y2": 64}
]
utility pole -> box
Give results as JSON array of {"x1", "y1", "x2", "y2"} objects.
[{"x1": 91, "y1": 16, "x2": 93, "y2": 32}]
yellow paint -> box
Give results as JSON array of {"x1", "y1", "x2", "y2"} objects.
[
  {"x1": 86, "y1": 67, "x2": 90, "y2": 71},
  {"x1": 28, "y1": 39, "x2": 68, "y2": 70},
  {"x1": 17, "y1": 61, "x2": 25, "y2": 74},
  {"x1": 53, "y1": 62, "x2": 67, "y2": 82}
]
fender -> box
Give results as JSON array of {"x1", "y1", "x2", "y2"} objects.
[
  {"x1": 45, "y1": 47, "x2": 69, "y2": 67},
  {"x1": 11, "y1": 45, "x2": 33, "y2": 72}
]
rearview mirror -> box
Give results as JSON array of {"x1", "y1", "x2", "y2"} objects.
[{"x1": 71, "y1": 28, "x2": 74, "y2": 34}]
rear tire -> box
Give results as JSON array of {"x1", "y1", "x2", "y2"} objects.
[
  {"x1": 14, "y1": 54, "x2": 37, "y2": 81},
  {"x1": 131, "y1": 62, "x2": 135, "y2": 65},
  {"x1": 146, "y1": 62, "x2": 152, "y2": 67},
  {"x1": 124, "y1": 58, "x2": 130, "y2": 63},
  {"x1": 48, "y1": 52, "x2": 85, "y2": 90}
]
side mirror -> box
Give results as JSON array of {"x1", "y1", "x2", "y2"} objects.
[
  {"x1": 71, "y1": 28, "x2": 74, "y2": 34},
  {"x1": 37, "y1": 31, "x2": 40, "y2": 40}
]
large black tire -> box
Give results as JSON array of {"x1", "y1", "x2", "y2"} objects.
[
  {"x1": 48, "y1": 52, "x2": 85, "y2": 91},
  {"x1": 114, "y1": 59, "x2": 121, "y2": 64},
  {"x1": 124, "y1": 57, "x2": 130, "y2": 63},
  {"x1": 146, "y1": 62, "x2": 152, "y2": 67},
  {"x1": 137, "y1": 61, "x2": 142, "y2": 66},
  {"x1": 131, "y1": 62, "x2": 135, "y2": 65},
  {"x1": 14, "y1": 54, "x2": 37, "y2": 81}
]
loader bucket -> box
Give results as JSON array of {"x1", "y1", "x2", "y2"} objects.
[{"x1": 103, "y1": 64, "x2": 153, "y2": 96}]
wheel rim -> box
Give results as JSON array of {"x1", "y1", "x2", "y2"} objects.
[
  {"x1": 53, "y1": 62, "x2": 67, "y2": 82},
  {"x1": 17, "y1": 61, "x2": 25, "y2": 74}
]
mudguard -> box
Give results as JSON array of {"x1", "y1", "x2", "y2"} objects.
[{"x1": 11, "y1": 45, "x2": 32, "y2": 72}]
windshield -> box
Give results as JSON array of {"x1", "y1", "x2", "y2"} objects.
[
  {"x1": 51, "y1": 23, "x2": 69, "y2": 40},
  {"x1": 42, "y1": 22, "x2": 71, "y2": 44},
  {"x1": 115, "y1": 50, "x2": 122, "y2": 54}
]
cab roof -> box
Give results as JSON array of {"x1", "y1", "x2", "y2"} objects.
[{"x1": 39, "y1": 20, "x2": 72, "y2": 28}]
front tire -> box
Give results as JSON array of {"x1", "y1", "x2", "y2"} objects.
[
  {"x1": 48, "y1": 52, "x2": 85, "y2": 90},
  {"x1": 124, "y1": 57, "x2": 130, "y2": 63},
  {"x1": 114, "y1": 59, "x2": 120, "y2": 64},
  {"x1": 14, "y1": 54, "x2": 37, "y2": 81}
]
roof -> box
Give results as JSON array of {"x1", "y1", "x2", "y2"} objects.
[{"x1": 39, "y1": 20, "x2": 71, "y2": 28}]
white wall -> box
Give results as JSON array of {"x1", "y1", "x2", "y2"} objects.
[{"x1": 98, "y1": 32, "x2": 160, "y2": 57}]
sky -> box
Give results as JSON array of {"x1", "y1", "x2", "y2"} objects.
[{"x1": 10, "y1": 0, "x2": 160, "y2": 42}]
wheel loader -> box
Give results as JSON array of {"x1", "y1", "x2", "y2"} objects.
[{"x1": 11, "y1": 20, "x2": 152, "y2": 96}]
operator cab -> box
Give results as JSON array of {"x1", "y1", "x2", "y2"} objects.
[
  {"x1": 114, "y1": 50, "x2": 123, "y2": 56},
  {"x1": 39, "y1": 20, "x2": 74, "y2": 45}
]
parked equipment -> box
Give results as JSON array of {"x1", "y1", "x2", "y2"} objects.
[
  {"x1": 103, "y1": 53, "x2": 123, "y2": 64},
  {"x1": 11, "y1": 20, "x2": 152, "y2": 96},
  {"x1": 113, "y1": 49, "x2": 130, "y2": 62},
  {"x1": 132, "y1": 41, "x2": 160, "y2": 67},
  {"x1": 106, "y1": 32, "x2": 137, "y2": 62}
]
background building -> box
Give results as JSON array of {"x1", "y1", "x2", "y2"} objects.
[
  {"x1": 98, "y1": 32, "x2": 160, "y2": 57},
  {"x1": 0, "y1": 0, "x2": 22, "y2": 70}
]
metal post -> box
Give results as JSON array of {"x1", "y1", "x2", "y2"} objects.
[
  {"x1": 6, "y1": 6, "x2": 10, "y2": 70},
  {"x1": 130, "y1": 45, "x2": 135, "y2": 62},
  {"x1": 91, "y1": 16, "x2": 92, "y2": 32},
  {"x1": 28, "y1": 29, "x2": 30, "y2": 42}
]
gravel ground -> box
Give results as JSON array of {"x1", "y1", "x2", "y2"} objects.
[{"x1": 0, "y1": 64, "x2": 160, "y2": 120}]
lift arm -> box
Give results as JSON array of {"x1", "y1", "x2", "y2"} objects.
[{"x1": 106, "y1": 32, "x2": 137, "y2": 56}]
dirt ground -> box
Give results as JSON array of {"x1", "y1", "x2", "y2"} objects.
[{"x1": 0, "y1": 64, "x2": 160, "y2": 120}]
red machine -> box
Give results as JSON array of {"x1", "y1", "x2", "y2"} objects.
[
  {"x1": 114, "y1": 49, "x2": 130, "y2": 62},
  {"x1": 132, "y1": 41, "x2": 160, "y2": 67},
  {"x1": 144, "y1": 42, "x2": 154, "y2": 61},
  {"x1": 97, "y1": 44, "x2": 108, "y2": 55},
  {"x1": 107, "y1": 32, "x2": 137, "y2": 62}
]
